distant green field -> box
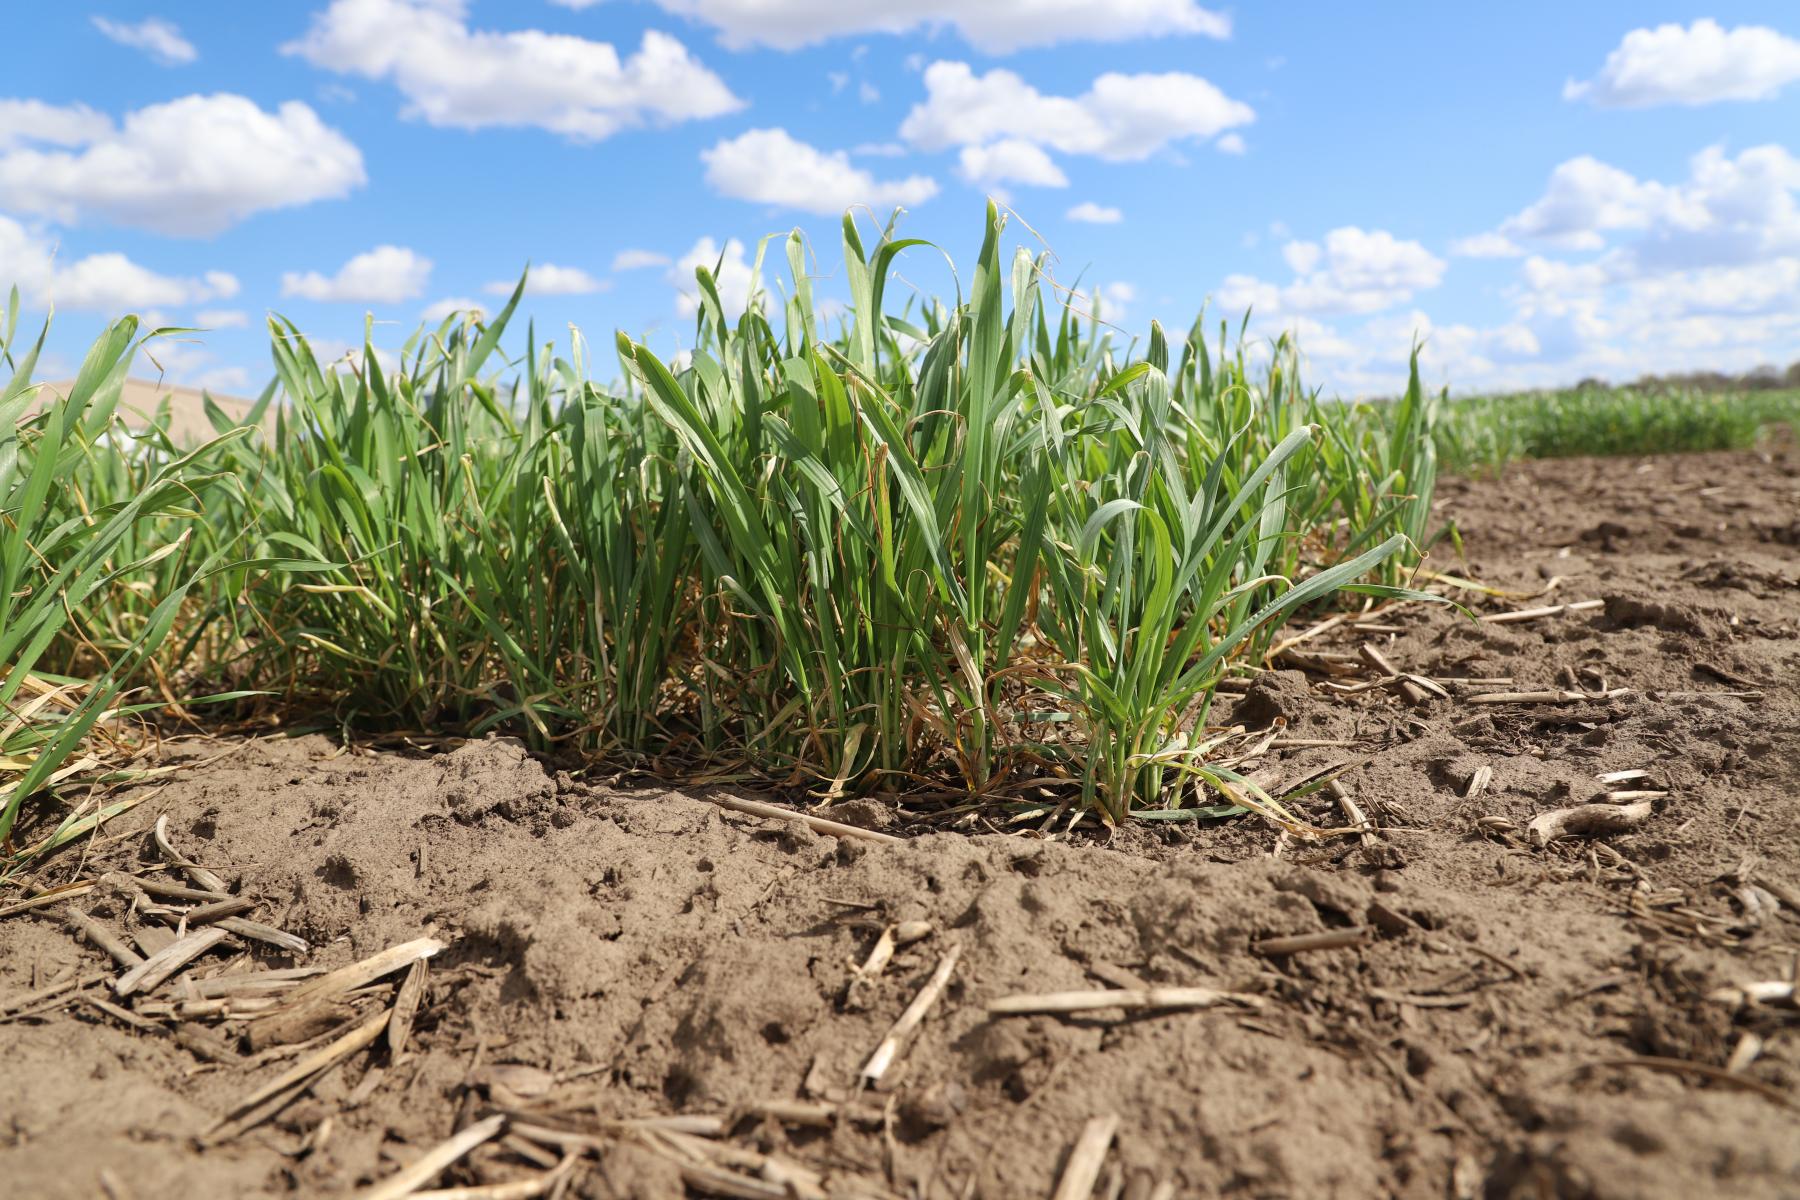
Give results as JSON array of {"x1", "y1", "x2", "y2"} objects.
[
  {"x1": 1434, "y1": 384, "x2": 1799, "y2": 474},
  {"x1": 3, "y1": 205, "x2": 1791, "y2": 871}
]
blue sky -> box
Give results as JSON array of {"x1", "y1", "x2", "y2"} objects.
[{"x1": 6, "y1": 1, "x2": 1799, "y2": 395}]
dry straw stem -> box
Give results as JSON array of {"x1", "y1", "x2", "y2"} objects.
[
  {"x1": 1528, "y1": 800, "x2": 1654, "y2": 847},
  {"x1": 855, "y1": 927, "x2": 899, "y2": 982},
  {"x1": 1357, "y1": 644, "x2": 1439, "y2": 705},
  {"x1": 472, "y1": 1064, "x2": 557, "y2": 1103},
  {"x1": 1708, "y1": 980, "x2": 1797, "y2": 1010},
  {"x1": 1477, "y1": 599, "x2": 1604, "y2": 624},
  {"x1": 208, "y1": 1006, "x2": 392, "y2": 1142},
  {"x1": 154, "y1": 995, "x2": 280, "y2": 1020},
  {"x1": 1266, "y1": 612, "x2": 1351, "y2": 661},
  {"x1": 861, "y1": 941, "x2": 962, "y2": 1086},
  {"x1": 504, "y1": 1113, "x2": 729, "y2": 1147},
  {"x1": 113, "y1": 926, "x2": 227, "y2": 996},
  {"x1": 358, "y1": 1113, "x2": 508, "y2": 1200},
  {"x1": 174, "y1": 1024, "x2": 242, "y2": 1064},
  {"x1": 704, "y1": 792, "x2": 902, "y2": 845},
  {"x1": 651, "y1": 1128, "x2": 832, "y2": 1198},
  {"x1": 389, "y1": 957, "x2": 429, "y2": 1058},
  {"x1": 154, "y1": 813, "x2": 230, "y2": 893},
  {"x1": 250, "y1": 936, "x2": 444, "y2": 1049},
  {"x1": 147, "y1": 819, "x2": 317, "y2": 949},
  {"x1": 1368, "y1": 988, "x2": 1476, "y2": 1009},
  {"x1": 0, "y1": 970, "x2": 108, "y2": 1019},
  {"x1": 212, "y1": 916, "x2": 309, "y2": 955},
  {"x1": 64, "y1": 908, "x2": 143, "y2": 968},
  {"x1": 406, "y1": 1161, "x2": 575, "y2": 1200},
  {"x1": 669, "y1": 1160, "x2": 792, "y2": 1200},
  {"x1": 183, "y1": 966, "x2": 322, "y2": 999},
  {"x1": 499, "y1": 1132, "x2": 561, "y2": 1169},
  {"x1": 1053, "y1": 1114, "x2": 1121, "y2": 1200},
  {"x1": 1727, "y1": 1033, "x2": 1765, "y2": 1074},
  {"x1": 988, "y1": 987, "x2": 1261, "y2": 1017},
  {"x1": 173, "y1": 896, "x2": 256, "y2": 926},
  {"x1": 1467, "y1": 688, "x2": 1632, "y2": 705},
  {"x1": 849, "y1": 920, "x2": 934, "y2": 990},
  {"x1": 83, "y1": 993, "x2": 159, "y2": 1030},
  {"x1": 277, "y1": 937, "x2": 447, "y2": 999},
  {"x1": 507, "y1": 1122, "x2": 610, "y2": 1155},
  {"x1": 115, "y1": 872, "x2": 229, "y2": 903},
  {"x1": 1326, "y1": 779, "x2": 1374, "y2": 845},
  {"x1": 741, "y1": 1099, "x2": 885, "y2": 1129},
  {"x1": 1253, "y1": 927, "x2": 1368, "y2": 956},
  {"x1": 0, "y1": 883, "x2": 95, "y2": 918},
  {"x1": 614, "y1": 1114, "x2": 726, "y2": 1137}
]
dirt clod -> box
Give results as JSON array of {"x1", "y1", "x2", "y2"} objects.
[{"x1": 1232, "y1": 668, "x2": 1314, "y2": 728}]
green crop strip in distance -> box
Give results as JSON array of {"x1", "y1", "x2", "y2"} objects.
[
  {"x1": 4, "y1": 206, "x2": 1790, "y2": 864},
  {"x1": 1433, "y1": 383, "x2": 1798, "y2": 475}
]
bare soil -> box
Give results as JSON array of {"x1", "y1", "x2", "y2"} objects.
[{"x1": 3, "y1": 441, "x2": 1797, "y2": 1199}]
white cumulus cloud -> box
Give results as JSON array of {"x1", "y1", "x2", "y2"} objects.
[
  {"x1": 1495, "y1": 144, "x2": 1800, "y2": 270},
  {"x1": 1282, "y1": 241, "x2": 1322, "y2": 275},
  {"x1": 1223, "y1": 142, "x2": 1800, "y2": 396},
  {"x1": 0, "y1": 100, "x2": 113, "y2": 151},
  {"x1": 484, "y1": 263, "x2": 607, "y2": 295},
  {"x1": 52, "y1": 257, "x2": 236, "y2": 310},
  {"x1": 0, "y1": 95, "x2": 365, "y2": 236},
  {"x1": 0, "y1": 215, "x2": 238, "y2": 312},
  {"x1": 622, "y1": 0, "x2": 1228, "y2": 53},
  {"x1": 92, "y1": 16, "x2": 197, "y2": 66},
  {"x1": 612, "y1": 248, "x2": 671, "y2": 270},
  {"x1": 281, "y1": 245, "x2": 432, "y2": 304},
  {"x1": 901, "y1": 61, "x2": 1253, "y2": 162},
  {"x1": 1450, "y1": 232, "x2": 1524, "y2": 258},
  {"x1": 957, "y1": 139, "x2": 1068, "y2": 190},
  {"x1": 422, "y1": 297, "x2": 488, "y2": 322},
  {"x1": 1497, "y1": 156, "x2": 1676, "y2": 249},
  {"x1": 702, "y1": 128, "x2": 938, "y2": 215},
  {"x1": 1066, "y1": 201, "x2": 1122, "y2": 224},
  {"x1": 1219, "y1": 227, "x2": 1446, "y2": 318},
  {"x1": 1490, "y1": 144, "x2": 1800, "y2": 378},
  {"x1": 1321, "y1": 143, "x2": 1800, "y2": 394},
  {"x1": 196, "y1": 309, "x2": 250, "y2": 329},
  {"x1": 1565, "y1": 19, "x2": 1800, "y2": 108},
  {"x1": 284, "y1": 0, "x2": 742, "y2": 141}
]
